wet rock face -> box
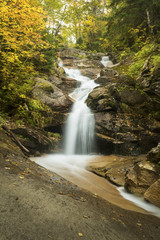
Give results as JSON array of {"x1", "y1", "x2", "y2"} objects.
[
  {"x1": 138, "y1": 66, "x2": 160, "y2": 120},
  {"x1": 144, "y1": 179, "x2": 160, "y2": 207},
  {"x1": 86, "y1": 86, "x2": 117, "y2": 112},
  {"x1": 125, "y1": 160, "x2": 159, "y2": 195},
  {"x1": 90, "y1": 104, "x2": 160, "y2": 155},
  {"x1": 86, "y1": 66, "x2": 160, "y2": 156},
  {"x1": 87, "y1": 155, "x2": 140, "y2": 186}
]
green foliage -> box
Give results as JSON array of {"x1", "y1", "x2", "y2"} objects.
[
  {"x1": 128, "y1": 43, "x2": 156, "y2": 77},
  {"x1": 129, "y1": 61, "x2": 144, "y2": 77},
  {"x1": 106, "y1": 0, "x2": 160, "y2": 51},
  {"x1": 0, "y1": 113, "x2": 8, "y2": 127},
  {"x1": 0, "y1": 0, "x2": 58, "y2": 120},
  {"x1": 152, "y1": 55, "x2": 160, "y2": 67},
  {"x1": 48, "y1": 132, "x2": 61, "y2": 142},
  {"x1": 16, "y1": 99, "x2": 52, "y2": 128}
]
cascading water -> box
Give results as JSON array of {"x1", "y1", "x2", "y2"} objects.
[
  {"x1": 101, "y1": 56, "x2": 113, "y2": 67},
  {"x1": 32, "y1": 61, "x2": 99, "y2": 173},
  {"x1": 32, "y1": 56, "x2": 160, "y2": 218},
  {"x1": 63, "y1": 66, "x2": 98, "y2": 155}
]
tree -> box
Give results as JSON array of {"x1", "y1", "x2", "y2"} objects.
[
  {"x1": 0, "y1": 0, "x2": 51, "y2": 112},
  {"x1": 105, "y1": 0, "x2": 160, "y2": 51}
]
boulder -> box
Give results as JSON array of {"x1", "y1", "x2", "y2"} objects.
[
  {"x1": 86, "y1": 86, "x2": 117, "y2": 112},
  {"x1": 100, "y1": 68, "x2": 118, "y2": 78},
  {"x1": 117, "y1": 89, "x2": 148, "y2": 106},
  {"x1": 62, "y1": 58, "x2": 74, "y2": 67},
  {"x1": 80, "y1": 68, "x2": 100, "y2": 79},
  {"x1": 32, "y1": 78, "x2": 73, "y2": 113},
  {"x1": 147, "y1": 142, "x2": 160, "y2": 165},
  {"x1": 87, "y1": 155, "x2": 143, "y2": 186},
  {"x1": 125, "y1": 160, "x2": 159, "y2": 195},
  {"x1": 144, "y1": 179, "x2": 160, "y2": 207},
  {"x1": 76, "y1": 59, "x2": 104, "y2": 69},
  {"x1": 59, "y1": 48, "x2": 82, "y2": 59},
  {"x1": 95, "y1": 76, "x2": 112, "y2": 84},
  {"x1": 49, "y1": 75, "x2": 77, "y2": 95},
  {"x1": 117, "y1": 75, "x2": 136, "y2": 86}
]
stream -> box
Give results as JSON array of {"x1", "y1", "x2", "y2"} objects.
[{"x1": 32, "y1": 57, "x2": 160, "y2": 218}]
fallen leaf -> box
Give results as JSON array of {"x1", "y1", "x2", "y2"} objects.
[
  {"x1": 59, "y1": 192, "x2": 66, "y2": 195},
  {"x1": 20, "y1": 172, "x2": 26, "y2": 175},
  {"x1": 48, "y1": 235, "x2": 52, "y2": 239},
  {"x1": 19, "y1": 176, "x2": 24, "y2": 179},
  {"x1": 68, "y1": 193, "x2": 73, "y2": 197},
  {"x1": 56, "y1": 180, "x2": 59, "y2": 183},
  {"x1": 78, "y1": 233, "x2": 83, "y2": 237},
  {"x1": 137, "y1": 223, "x2": 142, "y2": 227},
  {"x1": 83, "y1": 215, "x2": 90, "y2": 219},
  {"x1": 5, "y1": 167, "x2": 10, "y2": 170}
]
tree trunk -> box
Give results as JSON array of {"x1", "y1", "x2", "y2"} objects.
[{"x1": 146, "y1": 9, "x2": 153, "y2": 34}]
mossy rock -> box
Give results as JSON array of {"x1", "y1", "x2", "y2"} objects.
[
  {"x1": 117, "y1": 88, "x2": 148, "y2": 106},
  {"x1": 37, "y1": 83, "x2": 54, "y2": 93},
  {"x1": 120, "y1": 103, "x2": 132, "y2": 113}
]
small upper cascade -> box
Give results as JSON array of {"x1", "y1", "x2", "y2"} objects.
[{"x1": 101, "y1": 56, "x2": 113, "y2": 67}]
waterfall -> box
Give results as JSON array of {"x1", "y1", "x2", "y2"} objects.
[
  {"x1": 62, "y1": 65, "x2": 98, "y2": 155},
  {"x1": 32, "y1": 57, "x2": 160, "y2": 218},
  {"x1": 101, "y1": 56, "x2": 113, "y2": 67}
]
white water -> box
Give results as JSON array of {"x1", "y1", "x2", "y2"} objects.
[
  {"x1": 63, "y1": 64, "x2": 98, "y2": 155},
  {"x1": 118, "y1": 187, "x2": 160, "y2": 218},
  {"x1": 101, "y1": 56, "x2": 113, "y2": 67}
]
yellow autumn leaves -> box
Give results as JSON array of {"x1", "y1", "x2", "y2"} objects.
[{"x1": 0, "y1": 0, "x2": 49, "y2": 82}]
